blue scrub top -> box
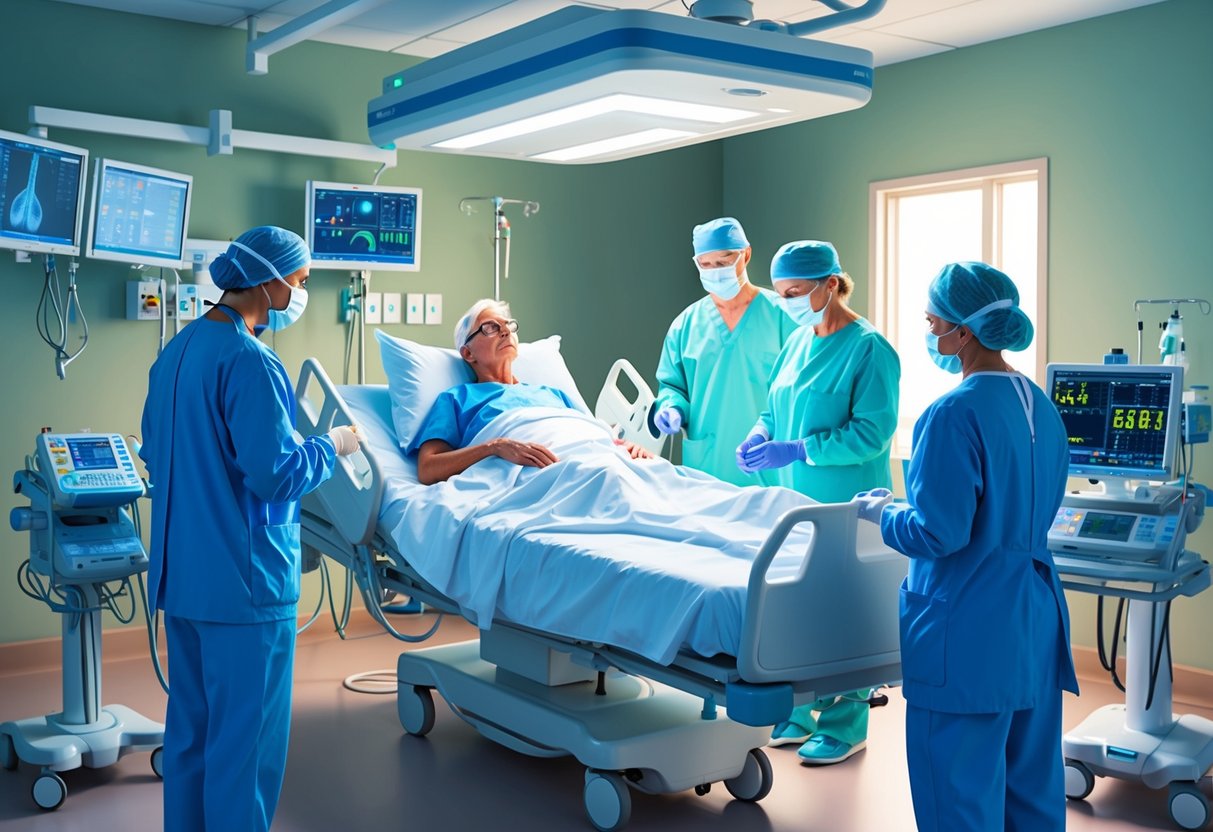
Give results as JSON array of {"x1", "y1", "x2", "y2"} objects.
[
  {"x1": 140, "y1": 311, "x2": 336, "y2": 624},
  {"x1": 880, "y1": 372, "x2": 1079, "y2": 713},
  {"x1": 410, "y1": 382, "x2": 577, "y2": 453}
]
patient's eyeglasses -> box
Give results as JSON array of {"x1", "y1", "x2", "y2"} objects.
[{"x1": 464, "y1": 318, "x2": 519, "y2": 345}]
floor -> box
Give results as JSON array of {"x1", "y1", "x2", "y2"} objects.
[{"x1": 2, "y1": 613, "x2": 1211, "y2": 832}]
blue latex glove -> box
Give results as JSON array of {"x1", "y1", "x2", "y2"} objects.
[
  {"x1": 736, "y1": 433, "x2": 767, "y2": 473},
  {"x1": 653, "y1": 406, "x2": 683, "y2": 435},
  {"x1": 854, "y1": 488, "x2": 893, "y2": 523},
  {"x1": 740, "y1": 439, "x2": 807, "y2": 472}
]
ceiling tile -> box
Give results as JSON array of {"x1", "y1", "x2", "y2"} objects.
[
  {"x1": 878, "y1": 0, "x2": 1168, "y2": 48},
  {"x1": 827, "y1": 28, "x2": 955, "y2": 65},
  {"x1": 391, "y1": 36, "x2": 471, "y2": 58}
]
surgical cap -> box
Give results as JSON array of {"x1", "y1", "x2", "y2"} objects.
[
  {"x1": 692, "y1": 217, "x2": 749, "y2": 256},
  {"x1": 454, "y1": 298, "x2": 512, "y2": 349},
  {"x1": 209, "y1": 226, "x2": 310, "y2": 291},
  {"x1": 927, "y1": 262, "x2": 1034, "y2": 352},
  {"x1": 770, "y1": 240, "x2": 841, "y2": 281}
]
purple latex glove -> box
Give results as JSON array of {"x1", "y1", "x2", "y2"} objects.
[
  {"x1": 854, "y1": 488, "x2": 893, "y2": 523},
  {"x1": 740, "y1": 439, "x2": 807, "y2": 471},
  {"x1": 653, "y1": 406, "x2": 683, "y2": 435},
  {"x1": 736, "y1": 433, "x2": 768, "y2": 473}
]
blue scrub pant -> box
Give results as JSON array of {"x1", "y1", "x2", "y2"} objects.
[
  {"x1": 163, "y1": 615, "x2": 296, "y2": 832},
  {"x1": 905, "y1": 695, "x2": 1065, "y2": 832}
]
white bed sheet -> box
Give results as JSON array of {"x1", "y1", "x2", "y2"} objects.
[{"x1": 341, "y1": 385, "x2": 815, "y2": 665}]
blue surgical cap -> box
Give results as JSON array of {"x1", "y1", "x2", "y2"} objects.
[
  {"x1": 927, "y1": 262, "x2": 1034, "y2": 352},
  {"x1": 770, "y1": 240, "x2": 841, "y2": 281},
  {"x1": 692, "y1": 217, "x2": 749, "y2": 256},
  {"x1": 209, "y1": 226, "x2": 310, "y2": 291}
]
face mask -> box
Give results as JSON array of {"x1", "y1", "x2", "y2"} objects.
[
  {"x1": 780, "y1": 282, "x2": 829, "y2": 327},
  {"x1": 925, "y1": 325, "x2": 963, "y2": 373},
  {"x1": 697, "y1": 263, "x2": 742, "y2": 300},
  {"x1": 265, "y1": 277, "x2": 308, "y2": 332}
]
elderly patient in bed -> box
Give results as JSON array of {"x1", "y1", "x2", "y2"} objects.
[{"x1": 410, "y1": 299, "x2": 654, "y2": 485}]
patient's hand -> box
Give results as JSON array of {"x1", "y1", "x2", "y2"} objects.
[
  {"x1": 489, "y1": 438, "x2": 559, "y2": 469},
  {"x1": 615, "y1": 439, "x2": 655, "y2": 460}
]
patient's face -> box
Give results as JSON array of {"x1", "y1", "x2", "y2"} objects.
[{"x1": 462, "y1": 310, "x2": 518, "y2": 368}]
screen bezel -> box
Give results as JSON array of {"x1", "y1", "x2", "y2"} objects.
[
  {"x1": 306, "y1": 179, "x2": 422, "y2": 272},
  {"x1": 0, "y1": 128, "x2": 89, "y2": 256},
  {"x1": 86, "y1": 157, "x2": 193, "y2": 268},
  {"x1": 1046, "y1": 362, "x2": 1183, "y2": 482}
]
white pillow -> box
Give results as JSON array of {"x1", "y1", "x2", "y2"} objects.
[{"x1": 375, "y1": 329, "x2": 589, "y2": 452}]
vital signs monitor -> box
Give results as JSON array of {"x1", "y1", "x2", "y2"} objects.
[{"x1": 306, "y1": 180, "x2": 421, "y2": 271}]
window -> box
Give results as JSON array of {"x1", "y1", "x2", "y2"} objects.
[{"x1": 870, "y1": 159, "x2": 1048, "y2": 457}]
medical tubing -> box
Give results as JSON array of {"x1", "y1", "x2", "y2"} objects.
[
  {"x1": 136, "y1": 572, "x2": 171, "y2": 695},
  {"x1": 296, "y1": 556, "x2": 330, "y2": 635},
  {"x1": 354, "y1": 544, "x2": 443, "y2": 643},
  {"x1": 35, "y1": 255, "x2": 69, "y2": 362},
  {"x1": 59, "y1": 269, "x2": 90, "y2": 372},
  {"x1": 341, "y1": 669, "x2": 397, "y2": 695},
  {"x1": 1144, "y1": 600, "x2": 1174, "y2": 712},
  {"x1": 1096, "y1": 595, "x2": 1127, "y2": 693}
]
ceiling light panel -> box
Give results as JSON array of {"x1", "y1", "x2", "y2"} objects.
[{"x1": 369, "y1": 6, "x2": 874, "y2": 164}]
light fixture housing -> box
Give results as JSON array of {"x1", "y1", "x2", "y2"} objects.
[{"x1": 369, "y1": 7, "x2": 873, "y2": 165}]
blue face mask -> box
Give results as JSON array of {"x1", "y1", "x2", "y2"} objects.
[
  {"x1": 780, "y1": 282, "x2": 829, "y2": 327},
  {"x1": 265, "y1": 277, "x2": 308, "y2": 332},
  {"x1": 696, "y1": 262, "x2": 742, "y2": 300},
  {"x1": 925, "y1": 325, "x2": 963, "y2": 373}
]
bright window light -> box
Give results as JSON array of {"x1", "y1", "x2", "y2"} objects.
[
  {"x1": 532, "y1": 128, "x2": 695, "y2": 162},
  {"x1": 432, "y1": 94, "x2": 753, "y2": 150}
]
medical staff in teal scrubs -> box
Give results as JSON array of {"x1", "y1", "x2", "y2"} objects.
[
  {"x1": 737, "y1": 240, "x2": 900, "y2": 765},
  {"x1": 855, "y1": 262, "x2": 1077, "y2": 832},
  {"x1": 140, "y1": 226, "x2": 361, "y2": 832},
  {"x1": 654, "y1": 217, "x2": 797, "y2": 486}
]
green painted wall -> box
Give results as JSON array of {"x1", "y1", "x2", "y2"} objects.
[
  {"x1": 723, "y1": 0, "x2": 1213, "y2": 671},
  {"x1": 0, "y1": 0, "x2": 719, "y2": 644}
]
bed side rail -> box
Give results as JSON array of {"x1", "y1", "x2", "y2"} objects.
[
  {"x1": 594, "y1": 358, "x2": 667, "y2": 456},
  {"x1": 738, "y1": 501, "x2": 906, "y2": 689},
  {"x1": 295, "y1": 358, "x2": 383, "y2": 547}
]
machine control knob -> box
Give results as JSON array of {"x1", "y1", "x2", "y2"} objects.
[{"x1": 10, "y1": 507, "x2": 48, "y2": 532}]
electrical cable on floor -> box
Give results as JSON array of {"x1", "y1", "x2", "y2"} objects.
[{"x1": 342, "y1": 669, "x2": 398, "y2": 694}]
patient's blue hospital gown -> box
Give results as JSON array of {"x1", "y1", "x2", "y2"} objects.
[{"x1": 407, "y1": 382, "x2": 579, "y2": 452}]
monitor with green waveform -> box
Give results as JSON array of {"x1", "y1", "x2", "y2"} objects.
[{"x1": 306, "y1": 180, "x2": 422, "y2": 271}]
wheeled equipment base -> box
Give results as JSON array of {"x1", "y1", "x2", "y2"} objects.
[{"x1": 397, "y1": 639, "x2": 775, "y2": 831}]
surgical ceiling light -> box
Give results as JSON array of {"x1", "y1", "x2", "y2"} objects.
[{"x1": 368, "y1": 2, "x2": 882, "y2": 165}]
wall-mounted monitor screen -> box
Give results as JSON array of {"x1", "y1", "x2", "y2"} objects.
[
  {"x1": 87, "y1": 158, "x2": 193, "y2": 268},
  {"x1": 306, "y1": 180, "x2": 421, "y2": 271},
  {"x1": 0, "y1": 128, "x2": 89, "y2": 256}
]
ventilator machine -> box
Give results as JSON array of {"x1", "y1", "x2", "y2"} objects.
[
  {"x1": 1046, "y1": 361, "x2": 1212, "y2": 830},
  {"x1": 3, "y1": 432, "x2": 164, "y2": 811}
]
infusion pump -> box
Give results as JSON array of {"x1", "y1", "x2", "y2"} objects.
[{"x1": 1048, "y1": 486, "x2": 1203, "y2": 565}]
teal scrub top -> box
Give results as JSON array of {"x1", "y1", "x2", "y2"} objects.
[
  {"x1": 757, "y1": 317, "x2": 900, "y2": 503},
  {"x1": 656, "y1": 289, "x2": 798, "y2": 486}
]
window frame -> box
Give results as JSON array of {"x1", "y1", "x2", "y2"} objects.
[{"x1": 869, "y1": 158, "x2": 1049, "y2": 457}]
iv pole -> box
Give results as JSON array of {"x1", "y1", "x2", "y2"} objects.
[{"x1": 459, "y1": 196, "x2": 540, "y2": 301}]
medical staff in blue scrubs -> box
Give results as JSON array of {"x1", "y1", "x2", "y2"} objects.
[
  {"x1": 140, "y1": 226, "x2": 361, "y2": 832},
  {"x1": 855, "y1": 262, "x2": 1077, "y2": 832},
  {"x1": 654, "y1": 217, "x2": 797, "y2": 485},
  {"x1": 415, "y1": 299, "x2": 654, "y2": 484},
  {"x1": 738, "y1": 240, "x2": 900, "y2": 765}
]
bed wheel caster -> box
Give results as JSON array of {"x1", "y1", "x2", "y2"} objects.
[
  {"x1": 1168, "y1": 781, "x2": 1210, "y2": 830},
  {"x1": 724, "y1": 748, "x2": 774, "y2": 802},
  {"x1": 0, "y1": 734, "x2": 16, "y2": 771},
  {"x1": 151, "y1": 746, "x2": 164, "y2": 779},
  {"x1": 398, "y1": 684, "x2": 436, "y2": 737},
  {"x1": 694, "y1": 783, "x2": 711, "y2": 796},
  {"x1": 32, "y1": 771, "x2": 66, "y2": 811},
  {"x1": 584, "y1": 769, "x2": 631, "y2": 832},
  {"x1": 1063, "y1": 759, "x2": 1095, "y2": 801}
]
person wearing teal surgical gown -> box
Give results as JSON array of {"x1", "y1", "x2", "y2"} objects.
[
  {"x1": 655, "y1": 217, "x2": 797, "y2": 486},
  {"x1": 140, "y1": 226, "x2": 361, "y2": 832},
  {"x1": 738, "y1": 240, "x2": 900, "y2": 765},
  {"x1": 856, "y1": 262, "x2": 1077, "y2": 832}
]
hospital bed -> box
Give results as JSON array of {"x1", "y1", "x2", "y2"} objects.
[{"x1": 294, "y1": 356, "x2": 907, "y2": 830}]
